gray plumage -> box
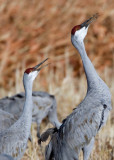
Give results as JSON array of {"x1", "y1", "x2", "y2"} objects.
[
  {"x1": 0, "y1": 109, "x2": 32, "y2": 142},
  {"x1": 0, "y1": 91, "x2": 61, "y2": 137},
  {"x1": 0, "y1": 109, "x2": 17, "y2": 133},
  {"x1": 0, "y1": 154, "x2": 14, "y2": 160},
  {"x1": 40, "y1": 14, "x2": 112, "y2": 160},
  {"x1": 0, "y1": 58, "x2": 49, "y2": 160}
]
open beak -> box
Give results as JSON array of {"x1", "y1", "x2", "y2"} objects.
[
  {"x1": 34, "y1": 58, "x2": 49, "y2": 71},
  {"x1": 80, "y1": 13, "x2": 99, "y2": 28}
]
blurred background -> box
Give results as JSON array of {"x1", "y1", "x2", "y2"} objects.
[{"x1": 0, "y1": 0, "x2": 113, "y2": 159}]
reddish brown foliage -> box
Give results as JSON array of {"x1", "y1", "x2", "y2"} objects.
[{"x1": 0, "y1": 0, "x2": 113, "y2": 90}]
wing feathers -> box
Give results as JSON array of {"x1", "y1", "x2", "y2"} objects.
[{"x1": 61, "y1": 105, "x2": 103, "y2": 149}]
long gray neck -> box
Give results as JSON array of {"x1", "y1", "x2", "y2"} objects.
[
  {"x1": 23, "y1": 81, "x2": 33, "y2": 115},
  {"x1": 20, "y1": 79, "x2": 33, "y2": 132},
  {"x1": 74, "y1": 40, "x2": 100, "y2": 90}
]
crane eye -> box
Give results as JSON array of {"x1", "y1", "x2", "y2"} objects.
[{"x1": 71, "y1": 25, "x2": 81, "y2": 35}]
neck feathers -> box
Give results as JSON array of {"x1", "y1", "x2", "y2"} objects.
[
  {"x1": 20, "y1": 79, "x2": 33, "y2": 133},
  {"x1": 23, "y1": 79, "x2": 33, "y2": 116},
  {"x1": 72, "y1": 38, "x2": 101, "y2": 89}
]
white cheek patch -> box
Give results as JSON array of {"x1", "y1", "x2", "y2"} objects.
[
  {"x1": 29, "y1": 71, "x2": 38, "y2": 81},
  {"x1": 74, "y1": 27, "x2": 88, "y2": 41}
]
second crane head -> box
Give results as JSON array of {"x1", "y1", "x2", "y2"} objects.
[
  {"x1": 23, "y1": 58, "x2": 49, "y2": 85},
  {"x1": 71, "y1": 13, "x2": 99, "y2": 42}
]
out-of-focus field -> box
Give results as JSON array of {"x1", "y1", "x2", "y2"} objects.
[{"x1": 0, "y1": 0, "x2": 113, "y2": 159}]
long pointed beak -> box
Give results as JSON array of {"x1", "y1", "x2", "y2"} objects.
[
  {"x1": 80, "y1": 13, "x2": 99, "y2": 28},
  {"x1": 34, "y1": 58, "x2": 49, "y2": 71}
]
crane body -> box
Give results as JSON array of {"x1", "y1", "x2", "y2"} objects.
[
  {"x1": 0, "y1": 154, "x2": 14, "y2": 160},
  {"x1": 0, "y1": 109, "x2": 17, "y2": 133},
  {"x1": 0, "y1": 58, "x2": 49, "y2": 160},
  {"x1": 0, "y1": 91, "x2": 61, "y2": 137},
  {"x1": 40, "y1": 14, "x2": 112, "y2": 160}
]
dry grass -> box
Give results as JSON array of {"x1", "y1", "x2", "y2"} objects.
[{"x1": 1, "y1": 54, "x2": 114, "y2": 160}]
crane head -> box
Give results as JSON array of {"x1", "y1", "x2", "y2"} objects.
[
  {"x1": 71, "y1": 13, "x2": 99, "y2": 41},
  {"x1": 24, "y1": 58, "x2": 49, "y2": 81}
]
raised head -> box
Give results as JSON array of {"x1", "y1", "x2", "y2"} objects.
[
  {"x1": 23, "y1": 58, "x2": 49, "y2": 84},
  {"x1": 71, "y1": 13, "x2": 99, "y2": 42}
]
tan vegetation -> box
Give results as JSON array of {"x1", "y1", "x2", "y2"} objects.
[{"x1": 0, "y1": 0, "x2": 113, "y2": 159}]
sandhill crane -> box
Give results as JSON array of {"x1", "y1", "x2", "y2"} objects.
[
  {"x1": 0, "y1": 154, "x2": 14, "y2": 160},
  {"x1": 39, "y1": 14, "x2": 112, "y2": 160},
  {"x1": 0, "y1": 58, "x2": 49, "y2": 160},
  {"x1": 0, "y1": 91, "x2": 61, "y2": 137}
]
